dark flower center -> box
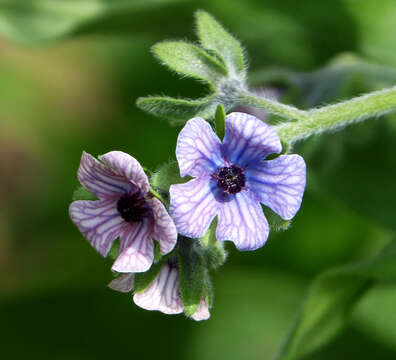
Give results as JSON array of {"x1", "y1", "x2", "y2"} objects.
[
  {"x1": 215, "y1": 164, "x2": 246, "y2": 194},
  {"x1": 117, "y1": 190, "x2": 152, "y2": 223}
]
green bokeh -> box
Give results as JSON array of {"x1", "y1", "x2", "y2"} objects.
[{"x1": 1, "y1": 1, "x2": 396, "y2": 359}]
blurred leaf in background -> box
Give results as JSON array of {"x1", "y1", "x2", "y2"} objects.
[{"x1": 0, "y1": 0, "x2": 189, "y2": 44}]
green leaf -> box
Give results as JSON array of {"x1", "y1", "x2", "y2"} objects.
[
  {"x1": 214, "y1": 104, "x2": 226, "y2": 140},
  {"x1": 276, "y1": 240, "x2": 396, "y2": 360},
  {"x1": 195, "y1": 10, "x2": 246, "y2": 79},
  {"x1": 0, "y1": 0, "x2": 186, "y2": 44},
  {"x1": 152, "y1": 41, "x2": 228, "y2": 87},
  {"x1": 177, "y1": 237, "x2": 207, "y2": 316},
  {"x1": 150, "y1": 160, "x2": 187, "y2": 193},
  {"x1": 134, "y1": 257, "x2": 166, "y2": 293},
  {"x1": 263, "y1": 206, "x2": 291, "y2": 232},
  {"x1": 136, "y1": 95, "x2": 216, "y2": 124},
  {"x1": 204, "y1": 49, "x2": 227, "y2": 69},
  {"x1": 72, "y1": 186, "x2": 97, "y2": 201}
]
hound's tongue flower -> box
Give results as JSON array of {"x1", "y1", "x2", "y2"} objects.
[
  {"x1": 69, "y1": 151, "x2": 177, "y2": 273},
  {"x1": 170, "y1": 112, "x2": 306, "y2": 250}
]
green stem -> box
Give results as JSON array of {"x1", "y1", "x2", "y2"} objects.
[
  {"x1": 278, "y1": 86, "x2": 396, "y2": 143},
  {"x1": 237, "y1": 89, "x2": 307, "y2": 121},
  {"x1": 237, "y1": 86, "x2": 396, "y2": 144}
]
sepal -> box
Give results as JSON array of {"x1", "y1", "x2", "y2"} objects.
[
  {"x1": 266, "y1": 139, "x2": 290, "y2": 160},
  {"x1": 108, "y1": 239, "x2": 120, "y2": 260},
  {"x1": 263, "y1": 206, "x2": 291, "y2": 231},
  {"x1": 177, "y1": 237, "x2": 207, "y2": 316},
  {"x1": 200, "y1": 218, "x2": 227, "y2": 270},
  {"x1": 204, "y1": 242, "x2": 227, "y2": 271},
  {"x1": 153, "y1": 240, "x2": 162, "y2": 263},
  {"x1": 151, "y1": 160, "x2": 188, "y2": 194},
  {"x1": 215, "y1": 104, "x2": 226, "y2": 140},
  {"x1": 134, "y1": 256, "x2": 167, "y2": 293}
]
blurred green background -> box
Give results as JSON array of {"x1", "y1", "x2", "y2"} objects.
[{"x1": 1, "y1": 0, "x2": 396, "y2": 359}]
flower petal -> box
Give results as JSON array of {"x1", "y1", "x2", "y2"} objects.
[
  {"x1": 149, "y1": 198, "x2": 177, "y2": 255},
  {"x1": 99, "y1": 151, "x2": 150, "y2": 194},
  {"x1": 216, "y1": 190, "x2": 269, "y2": 250},
  {"x1": 112, "y1": 219, "x2": 154, "y2": 273},
  {"x1": 191, "y1": 297, "x2": 210, "y2": 321},
  {"x1": 78, "y1": 152, "x2": 133, "y2": 199},
  {"x1": 176, "y1": 117, "x2": 223, "y2": 178},
  {"x1": 222, "y1": 112, "x2": 282, "y2": 166},
  {"x1": 133, "y1": 263, "x2": 183, "y2": 315},
  {"x1": 170, "y1": 177, "x2": 220, "y2": 238},
  {"x1": 108, "y1": 273, "x2": 135, "y2": 293},
  {"x1": 247, "y1": 154, "x2": 306, "y2": 220},
  {"x1": 69, "y1": 199, "x2": 124, "y2": 256}
]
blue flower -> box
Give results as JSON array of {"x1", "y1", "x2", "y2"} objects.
[{"x1": 169, "y1": 112, "x2": 306, "y2": 250}]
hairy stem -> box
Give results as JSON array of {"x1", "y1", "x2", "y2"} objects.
[
  {"x1": 238, "y1": 86, "x2": 396, "y2": 143},
  {"x1": 237, "y1": 89, "x2": 307, "y2": 121}
]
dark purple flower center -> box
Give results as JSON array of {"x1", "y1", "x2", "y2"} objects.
[
  {"x1": 167, "y1": 255, "x2": 178, "y2": 268},
  {"x1": 117, "y1": 190, "x2": 152, "y2": 223},
  {"x1": 215, "y1": 164, "x2": 246, "y2": 194}
]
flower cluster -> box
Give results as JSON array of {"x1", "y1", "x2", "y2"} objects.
[{"x1": 69, "y1": 112, "x2": 306, "y2": 321}]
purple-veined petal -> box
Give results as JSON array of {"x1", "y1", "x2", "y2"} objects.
[
  {"x1": 133, "y1": 263, "x2": 183, "y2": 315},
  {"x1": 149, "y1": 198, "x2": 177, "y2": 255},
  {"x1": 216, "y1": 190, "x2": 269, "y2": 250},
  {"x1": 108, "y1": 273, "x2": 135, "y2": 293},
  {"x1": 78, "y1": 152, "x2": 133, "y2": 199},
  {"x1": 99, "y1": 151, "x2": 150, "y2": 194},
  {"x1": 170, "y1": 177, "x2": 220, "y2": 238},
  {"x1": 222, "y1": 112, "x2": 282, "y2": 167},
  {"x1": 191, "y1": 297, "x2": 210, "y2": 321},
  {"x1": 112, "y1": 218, "x2": 154, "y2": 273},
  {"x1": 176, "y1": 117, "x2": 223, "y2": 178},
  {"x1": 69, "y1": 199, "x2": 125, "y2": 256},
  {"x1": 247, "y1": 154, "x2": 306, "y2": 220}
]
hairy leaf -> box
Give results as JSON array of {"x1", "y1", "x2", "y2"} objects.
[
  {"x1": 195, "y1": 10, "x2": 246, "y2": 79},
  {"x1": 136, "y1": 94, "x2": 216, "y2": 124},
  {"x1": 152, "y1": 41, "x2": 227, "y2": 87}
]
